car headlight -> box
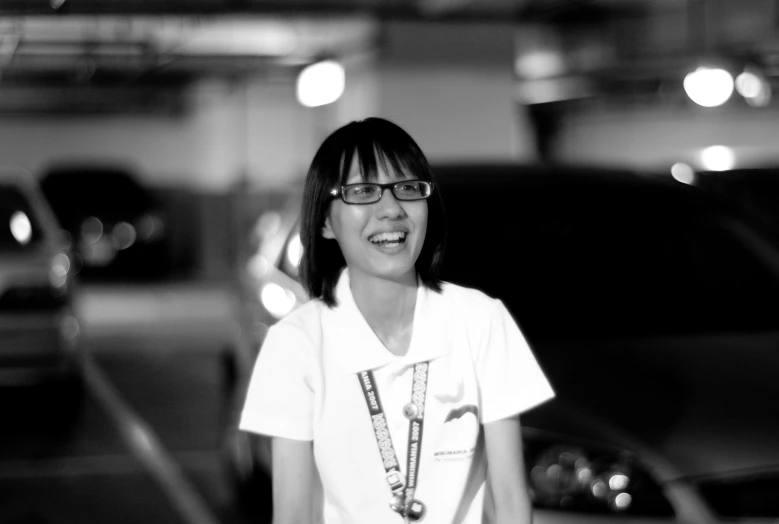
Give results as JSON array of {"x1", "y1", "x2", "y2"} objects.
[
  {"x1": 524, "y1": 434, "x2": 675, "y2": 517},
  {"x1": 10, "y1": 210, "x2": 33, "y2": 245}
]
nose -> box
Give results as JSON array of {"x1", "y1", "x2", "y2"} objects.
[{"x1": 375, "y1": 186, "x2": 406, "y2": 218}]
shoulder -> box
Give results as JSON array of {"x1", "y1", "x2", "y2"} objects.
[
  {"x1": 438, "y1": 280, "x2": 496, "y2": 301},
  {"x1": 432, "y1": 282, "x2": 518, "y2": 345},
  {"x1": 263, "y1": 299, "x2": 328, "y2": 354},
  {"x1": 435, "y1": 281, "x2": 503, "y2": 317},
  {"x1": 275, "y1": 298, "x2": 327, "y2": 330}
]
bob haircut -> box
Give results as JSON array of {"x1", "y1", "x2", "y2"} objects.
[{"x1": 300, "y1": 117, "x2": 446, "y2": 307}]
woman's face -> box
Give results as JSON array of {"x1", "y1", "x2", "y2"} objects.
[{"x1": 321, "y1": 155, "x2": 428, "y2": 286}]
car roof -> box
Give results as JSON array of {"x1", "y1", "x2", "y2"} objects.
[
  {"x1": 433, "y1": 161, "x2": 702, "y2": 197},
  {"x1": 39, "y1": 163, "x2": 156, "y2": 219},
  {"x1": 433, "y1": 162, "x2": 777, "y2": 337}
]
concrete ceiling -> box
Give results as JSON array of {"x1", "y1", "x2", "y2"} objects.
[{"x1": 0, "y1": 0, "x2": 776, "y2": 113}]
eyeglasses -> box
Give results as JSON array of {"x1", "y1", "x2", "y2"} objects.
[{"x1": 329, "y1": 180, "x2": 434, "y2": 205}]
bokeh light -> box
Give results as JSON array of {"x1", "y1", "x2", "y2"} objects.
[
  {"x1": 671, "y1": 162, "x2": 696, "y2": 184},
  {"x1": 684, "y1": 67, "x2": 734, "y2": 107},
  {"x1": 81, "y1": 216, "x2": 103, "y2": 244},
  {"x1": 296, "y1": 60, "x2": 345, "y2": 107},
  {"x1": 60, "y1": 315, "x2": 80, "y2": 341},
  {"x1": 260, "y1": 283, "x2": 297, "y2": 318},
  {"x1": 256, "y1": 211, "x2": 282, "y2": 237},
  {"x1": 736, "y1": 71, "x2": 762, "y2": 98},
  {"x1": 591, "y1": 479, "x2": 608, "y2": 498},
  {"x1": 700, "y1": 145, "x2": 735, "y2": 171},
  {"x1": 286, "y1": 233, "x2": 303, "y2": 268},
  {"x1": 113, "y1": 222, "x2": 137, "y2": 250},
  {"x1": 736, "y1": 66, "x2": 771, "y2": 107},
  {"x1": 51, "y1": 253, "x2": 71, "y2": 277},
  {"x1": 10, "y1": 211, "x2": 32, "y2": 245},
  {"x1": 247, "y1": 254, "x2": 270, "y2": 279},
  {"x1": 49, "y1": 252, "x2": 71, "y2": 288},
  {"x1": 577, "y1": 467, "x2": 592, "y2": 483},
  {"x1": 609, "y1": 473, "x2": 630, "y2": 491},
  {"x1": 612, "y1": 492, "x2": 632, "y2": 510},
  {"x1": 515, "y1": 50, "x2": 566, "y2": 79},
  {"x1": 136, "y1": 214, "x2": 163, "y2": 241}
]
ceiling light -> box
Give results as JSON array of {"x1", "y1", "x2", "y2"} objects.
[
  {"x1": 683, "y1": 67, "x2": 734, "y2": 107},
  {"x1": 296, "y1": 59, "x2": 345, "y2": 108}
]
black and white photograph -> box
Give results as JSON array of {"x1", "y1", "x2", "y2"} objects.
[{"x1": 1, "y1": 1, "x2": 779, "y2": 523}]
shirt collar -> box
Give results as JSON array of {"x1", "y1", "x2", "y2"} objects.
[{"x1": 323, "y1": 269, "x2": 450, "y2": 373}]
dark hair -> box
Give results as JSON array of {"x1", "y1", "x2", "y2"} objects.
[{"x1": 300, "y1": 117, "x2": 446, "y2": 307}]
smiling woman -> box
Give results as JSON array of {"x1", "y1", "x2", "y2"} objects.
[
  {"x1": 319, "y1": 156, "x2": 430, "y2": 295},
  {"x1": 299, "y1": 117, "x2": 446, "y2": 308},
  {"x1": 238, "y1": 117, "x2": 555, "y2": 524}
]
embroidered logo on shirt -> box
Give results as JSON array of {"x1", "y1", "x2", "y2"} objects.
[
  {"x1": 435, "y1": 404, "x2": 479, "y2": 461},
  {"x1": 444, "y1": 404, "x2": 479, "y2": 423}
]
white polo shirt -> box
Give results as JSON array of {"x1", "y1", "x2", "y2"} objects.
[{"x1": 240, "y1": 270, "x2": 554, "y2": 524}]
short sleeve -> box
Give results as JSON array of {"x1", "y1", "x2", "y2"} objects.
[
  {"x1": 239, "y1": 322, "x2": 316, "y2": 441},
  {"x1": 476, "y1": 299, "x2": 555, "y2": 424}
]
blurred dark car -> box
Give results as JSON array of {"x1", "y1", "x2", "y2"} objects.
[
  {"x1": 694, "y1": 166, "x2": 779, "y2": 252},
  {"x1": 0, "y1": 168, "x2": 84, "y2": 391},
  {"x1": 39, "y1": 163, "x2": 169, "y2": 280},
  {"x1": 223, "y1": 163, "x2": 779, "y2": 523}
]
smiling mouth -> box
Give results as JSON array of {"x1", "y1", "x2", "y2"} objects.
[{"x1": 368, "y1": 231, "x2": 407, "y2": 247}]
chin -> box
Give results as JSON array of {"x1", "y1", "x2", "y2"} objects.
[
  {"x1": 389, "y1": 269, "x2": 418, "y2": 283},
  {"x1": 369, "y1": 262, "x2": 418, "y2": 283}
]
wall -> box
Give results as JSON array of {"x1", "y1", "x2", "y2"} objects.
[
  {"x1": 0, "y1": 114, "x2": 196, "y2": 185},
  {"x1": 0, "y1": 21, "x2": 534, "y2": 188},
  {"x1": 556, "y1": 104, "x2": 779, "y2": 170},
  {"x1": 0, "y1": 20, "x2": 538, "y2": 280},
  {"x1": 375, "y1": 21, "x2": 537, "y2": 162}
]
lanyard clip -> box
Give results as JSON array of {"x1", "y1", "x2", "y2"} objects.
[
  {"x1": 385, "y1": 469, "x2": 406, "y2": 492},
  {"x1": 405, "y1": 499, "x2": 426, "y2": 521}
]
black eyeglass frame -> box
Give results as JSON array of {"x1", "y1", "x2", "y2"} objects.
[{"x1": 328, "y1": 179, "x2": 434, "y2": 205}]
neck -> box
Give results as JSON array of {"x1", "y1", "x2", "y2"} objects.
[{"x1": 349, "y1": 271, "x2": 418, "y2": 355}]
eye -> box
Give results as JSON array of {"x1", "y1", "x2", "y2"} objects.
[
  {"x1": 397, "y1": 183, "x2": 420, "y2": 192},
  {"x1": 352, "y1": 185, "x2": 377, "y2": 195}
]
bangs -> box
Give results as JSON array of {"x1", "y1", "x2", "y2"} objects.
[{"x1": 338, "y1": 135, "x2": 432, "y2": 185}]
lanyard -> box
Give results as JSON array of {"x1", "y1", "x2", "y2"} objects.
[{"x1": 358, "y1": 361, "x2": 430, "y2": 522}]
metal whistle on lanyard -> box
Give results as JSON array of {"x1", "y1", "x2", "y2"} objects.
[
  {"x1": 389, "y1": 490, "x2": 426, "y2": 522},
  {"x1": 404, "y1": 498, "x2": 426, "y2": 521}
]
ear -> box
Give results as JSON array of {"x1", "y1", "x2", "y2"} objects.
[{"x1": 321, "y1": 215, "x2": 336, "y2": 239}]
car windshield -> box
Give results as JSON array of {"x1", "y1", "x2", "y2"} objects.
[
  {"x1": 40, "y1": 168, "x2": 154, "y2": 223},
  {"x1": 437, "y1": 166, "x2": 779, "y2": 342},
  {"x1": 0, "y1": 184, "x2": 45, "y2": 252},
  {"x1": 698, "y1": 168, "x2": 779, "y2": 252}
]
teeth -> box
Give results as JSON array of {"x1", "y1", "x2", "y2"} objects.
[{"x1": 369, "y1": 231, "x2": 406, "y2": 243}]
